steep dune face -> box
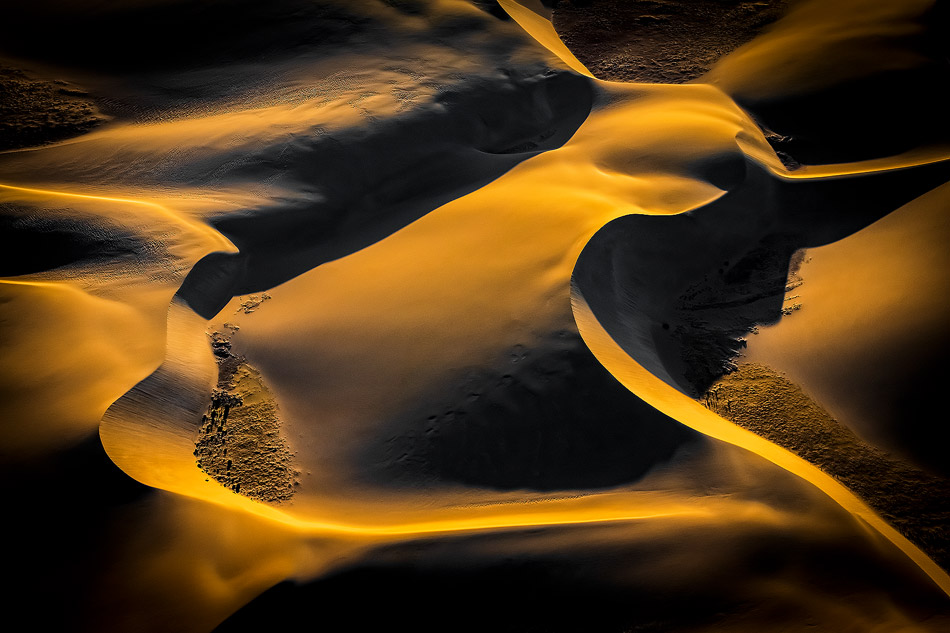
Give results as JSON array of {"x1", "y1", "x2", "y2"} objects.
[
  {"x1": 743, "y1": 181, "x2": 950, "y2": 476},
  {"x1": 2, "y1": 0, "x2": 950, "y2": 631},
  {"x1": 573, "y1": 155, "x2": 950, "y2": 398}
]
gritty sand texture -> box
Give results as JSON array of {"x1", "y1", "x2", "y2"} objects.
[
  {"x1": 3, "y1": 1, "x2": 950, "y2": 631},
  {"x1": 552, "y1": 0, "x2": 790, "y2": 83},
  {"x1": 704, "y1": 363, "x2": 950, "y2": 572},
  {"x1": 0, "y1": 65, "x2": 103, "y2": 151},
  {"x1": 194, "y1": 325, "x2": 297, "y2": 503}
]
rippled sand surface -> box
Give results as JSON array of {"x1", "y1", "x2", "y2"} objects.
[{"x1": 2, "y1": 1, "x2": 949, "y2": 631}]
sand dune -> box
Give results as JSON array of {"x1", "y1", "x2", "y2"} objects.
[
  {"x1": 572, "y1": 154, "x2": 950, "y2": 396},
  {"x1": 742, "y1": 179, "x2": 950, "y2": 476},
  {"x1": 704, "y1": 0, "x2": 950, "y2": 164},
  {"x1": 2, "y1": 0, "x2": 949, "y2": 631}
]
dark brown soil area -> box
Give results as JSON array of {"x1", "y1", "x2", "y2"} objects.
[
  {"x1": 703, "y1": 363, "x2": 950, "y2": 572},
  {"x1": 194, "y1": 326, "x2": 298, "y2": 503},
  {"x1": 0, "y1": 65, "x2": 104, "y2": 151},
  {"x1": 552, "y1": 0, "x2": 790, "y2": 83}
]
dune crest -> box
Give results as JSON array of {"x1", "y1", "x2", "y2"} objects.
[{"x1": 2, "y1": 0, "x2": 949, "y2": 630}]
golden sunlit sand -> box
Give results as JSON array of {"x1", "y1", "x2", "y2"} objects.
[{"x1": 2, "y1": 1, "x2": 949, "y2": 631}]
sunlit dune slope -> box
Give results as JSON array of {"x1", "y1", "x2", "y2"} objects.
[
  {"x1": 0, "y1": 184, "x2": 232, "y2": 458},
  {"x1": 99, "y1": 74, "x2": 769, "y2": 523},
  {"x1": 1, "y1": 0, "x2": 949, "y2": 631},
  {"x1": 743, "y1": 180, "x2": 950, "y2": 476}
]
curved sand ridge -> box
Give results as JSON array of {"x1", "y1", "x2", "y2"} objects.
[
  {"x1": 98, "y1": 0, "x2": 950, "y2": 599},
  {"x1": 0, "y1": 183, "x2": 233, "y2": 458},
  {"x1": 2, "y1": 0, "x2": 949, "y2": 630},
  {"x1": 518, "y1": 0, "x2": 950, "y2": 598},
  {"x1": 509, "y1": 0, "x2": 950, "y2": 595},
  {"x1": 97, "y1": 74, "x2": 755, "y2": 524}
]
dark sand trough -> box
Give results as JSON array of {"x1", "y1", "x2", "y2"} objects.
[
  {"x1": 573, "y1": 155, "x2": 950, "y2": 397},
  {"x1": 178, "y1": 69, "x2": 594, "y2": 317}
]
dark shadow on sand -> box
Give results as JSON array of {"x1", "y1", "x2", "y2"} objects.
[
  {"x1": 0, "y1": 433, "x2": 153, "y2": 630},
  {"x1": 176, "y1": 70, "x2": 595, "y2": 318},
  {"x1": 214, "y1": 560, "x2": 711, "y2": 633},
  {"x1": 573, "y1": 155, "x2": 950, "y2": 397},
  {"x1": 214, "y1": 519, "x2": 950, "y2": 633},
  {"x1": 0, "y1": 211, "x2": 159, "y2": 277},
  {"x1": 361, "y1": 331, "x2": 701, "y2": 491}
]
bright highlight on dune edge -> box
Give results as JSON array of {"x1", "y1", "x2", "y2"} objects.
[
  {"x1": 570, "y1": 288, "x2": 950, "y2": 597},
  {"x1": 4, "y1": 0, "x2": 949, "y2": 630},
  {"x1": 498, "y1": 0, "x2": 594, "y2": 77}
]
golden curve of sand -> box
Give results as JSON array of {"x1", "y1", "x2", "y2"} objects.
[
  {"x1": 89, "y1": 0, "x2": 950, "y2": 610},
  {"x1": 2, "y1": 0, "x2": 949, "y2": 630},
  {"x1": 98, "y1": 0, "x2": 949, "y2": 595}
]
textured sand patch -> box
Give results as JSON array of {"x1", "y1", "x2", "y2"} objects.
[
  {"x1": 0, "y1": 65, "x2": 104, "y2": 151},
  {"x1": 704, "y1": 363, "x2": 950, "y2": 572},
  {"x1": 195, "y1": 325, "x2": 298, "y2": 503},
  {"x1": 552, "y1": 0, "x2": 791, "y2": 84}
]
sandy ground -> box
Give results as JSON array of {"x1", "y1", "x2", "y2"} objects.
[
  {"x1": 194, "y1": 321, "x2": 298, "y2": 503},
  {"x1": 2, "y1": 1, "x2": 950, "y2": 632},
  {"x1": 0, "y1": 65, "x2": 105, "y2": 151},
  {"x1": 704, "y1": 363, "x2": 950, "y2": 572},
  {"x1": 552, "y1": 0, "x2": 791, "y2": 83}
]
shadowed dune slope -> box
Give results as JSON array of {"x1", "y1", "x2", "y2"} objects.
[
  {"x1": 3, "y1": 0, "x2": 950, "y2": 631},
  {"x1": 179, "y1": 69, "x2": 594, "y2": 317},
  {"x1": 705, "y1": 0, "x2": 950, "y2": 164},
  {"x1": 551, "y1": 0, "x2": 950, "y2": 164},
  {"x1": 572, "y1": 155, "x2": 950, "y2": 397},
  {"x1": 361, "y1": 331, "x2": 700, "y2": 491},
  {"x1": 705, "y1": 363, "x2": 950, "y2": 573},
  {"x1": 743, "y1": 180, "x2": 950, "y2": 477},
  {"x1": 217, "y1": 504, "x2": 950, "y2": 633}
]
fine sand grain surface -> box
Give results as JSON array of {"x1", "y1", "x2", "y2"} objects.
[{"x1": 2, "y1": 1, "x2": 949, "y2": 632}]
